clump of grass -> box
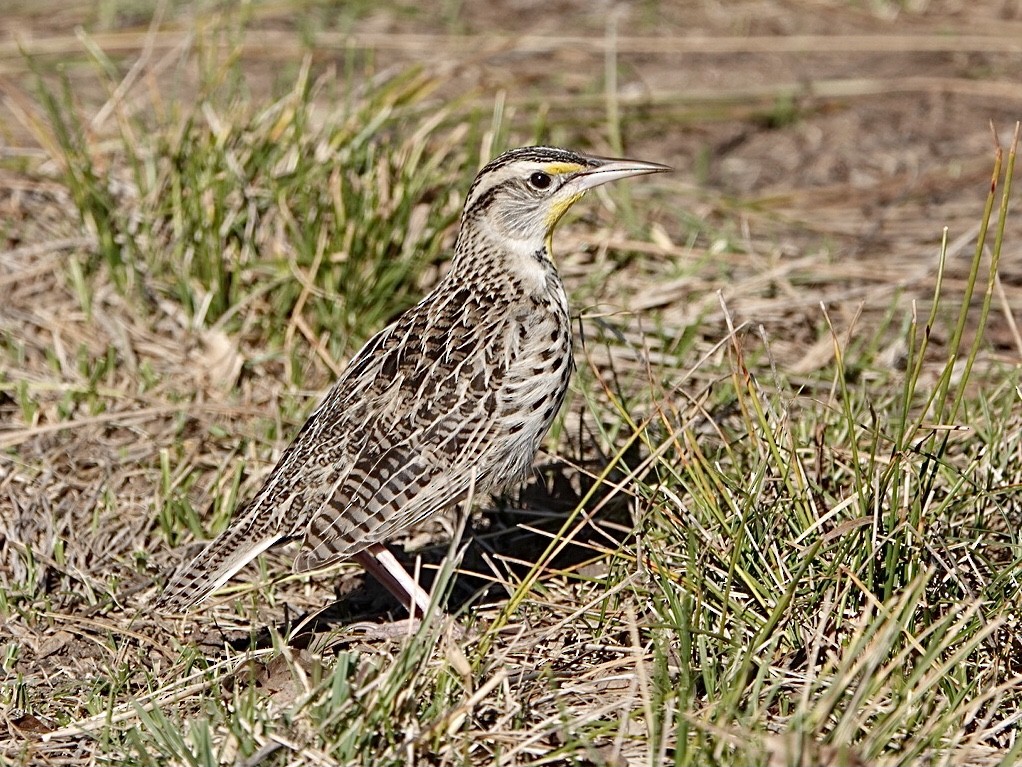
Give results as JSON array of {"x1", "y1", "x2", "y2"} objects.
[
  {"x1": 605, "y1": 125, "x2": 1021, "y2": 763},
  {"x1": 25, "y1": 50, "x2": 467, "y2": 387}
]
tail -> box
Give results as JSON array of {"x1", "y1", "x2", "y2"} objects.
[{"x1": 156, "y1": 519, "x2": 283, "y2": 611}]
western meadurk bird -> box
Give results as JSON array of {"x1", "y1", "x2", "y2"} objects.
[{"x1": 157, "y1": 146, "x2": 669, "y2": 615}]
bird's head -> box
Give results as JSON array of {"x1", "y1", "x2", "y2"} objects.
[{"x1": 459, "y1": 146, "x2": 670, "y2": 256}]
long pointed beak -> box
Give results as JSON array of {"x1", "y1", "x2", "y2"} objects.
[
  {"x1": 572, "y1": 155, "x2": 672, "y2": 192},
  {"x1": 544, "y1": 154, "x2": 671, "y2": 230}
]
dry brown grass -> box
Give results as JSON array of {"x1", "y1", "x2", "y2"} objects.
[{"x1": 1, "y1": 2, "x2": 1021, "y2": 765}]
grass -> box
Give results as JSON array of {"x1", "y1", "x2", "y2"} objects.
[{"x1": 1, "y1": 8, "x2": 1021, "y2": 767}]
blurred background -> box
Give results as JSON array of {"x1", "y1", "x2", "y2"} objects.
[{"x1": 3, "y1": 1, "x2": 1021, "y2": 370}]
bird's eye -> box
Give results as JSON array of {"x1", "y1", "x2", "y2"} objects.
[{"x1": 528, "y1": 171, "x2": 552, "y2": 190}]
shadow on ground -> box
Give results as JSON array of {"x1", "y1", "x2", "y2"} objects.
[{"x1": 222, "y1": 454, "x2": 637, "y2": 652}]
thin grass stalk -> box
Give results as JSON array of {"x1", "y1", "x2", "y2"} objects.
[
  {"x1": 930, "y1": 139, "x2": 1001, "y2": 427},
  {"x1": 898, "y1": 228, "x2": 949, "y2": 451},
  {"x1": 949, "y1": 122, "x2": 1019, "y2": 424},
  {"x1": 822, "y1": 305, "x2": 868, "y2": 518}
]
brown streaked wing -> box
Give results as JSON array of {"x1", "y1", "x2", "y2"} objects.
[{"x1": 293, "y1": 359, "x2": 503, "y2": 571}]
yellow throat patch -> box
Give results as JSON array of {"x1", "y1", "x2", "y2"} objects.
[{"x1": 541, "y1": 163, "x2": 588, "y2": 231}]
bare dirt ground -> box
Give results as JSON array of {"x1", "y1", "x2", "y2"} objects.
[{"x1": 1, "y1": 0, "x2": 1021, "y2": 763}]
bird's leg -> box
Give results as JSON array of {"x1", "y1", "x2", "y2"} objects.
[{"x1": 352, "y1": 543, "x2": 432, "y2": 618}]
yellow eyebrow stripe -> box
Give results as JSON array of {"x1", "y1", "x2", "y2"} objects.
[{"x1": 543, "y1": 162, "x2": 586, "y2": 174}]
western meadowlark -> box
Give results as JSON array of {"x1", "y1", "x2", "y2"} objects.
[{"x1": 157, "y1": 146, "x2": 669, "y2": 615}]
